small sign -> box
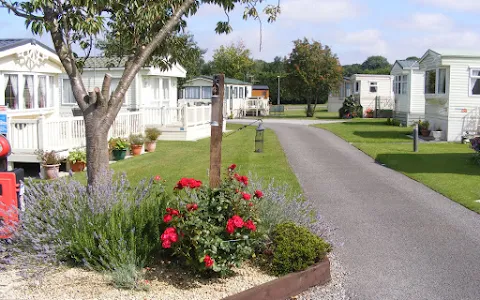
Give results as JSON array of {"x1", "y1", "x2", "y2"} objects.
[
  {"x1": 0, "y1": 114, "x2": 7, "y2": 135},
  {"x1": 461, "y1": 108, "x2": 468, "y2": 113}
]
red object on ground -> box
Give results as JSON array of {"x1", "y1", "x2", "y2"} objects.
[
  {"x1": 0, "y1": 172, "x2": 19, "y2": 239},
  {"x1": 0, "y1": 135, "x2": 11, "y2": 158}
]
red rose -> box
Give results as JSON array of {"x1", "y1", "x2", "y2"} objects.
[
  {"x1": 154, "y1": 175, "x2": 161, "y2": 181},
  {"x1": 192, "y1": 203, "x2": 198, "y2": 210},
  {"x1": 248, "y1": 202, "x2": 254, "y2": 207},
  {"x1": 228, "y1": 164, "x2": 237, "y2": 171},
  {"x1": 254, "y1": 190, "x2": 263, "y2": 198},
  {"x1": 245, "y1": 220, "x2": 256, "y2": 232},
  {"x1": 162, "y1": 240, "x2": 172, "y2": 249},
  {"x1": 234, "y1": 174, "x2": 248, "y2": 185},
  {"x1": 187, "y1": 203, "x2": 198, "y2": 211},
  {"x1": 161, "y1": 227, "x2": 179, "y2": 248},
  {"x1": 163, "y1": 214, "x2": 173, "y2": 223},
  {"x1": 242, "y1": 192, "x2": 251, "y2": 201},
  {"x1": 226, "y1": 219, "x2": 235, "y2": 234},
  {"x1": 170, "y1": 209, "x2": 180, "y2": 216},
  {"x1": 231, "y1": 215, "x2": 244, "y2": 228},
  {"x1": 204, "y1": 255, "x2": 214, "y2": 268}
]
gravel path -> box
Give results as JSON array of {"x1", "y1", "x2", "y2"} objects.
[{"x1": 246, "y1": 121, "x2": 480, "y2": 300}]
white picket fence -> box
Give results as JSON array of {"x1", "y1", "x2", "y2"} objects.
[{"x1": 8, "y1": 106, "x2": 212, "y2": 155}]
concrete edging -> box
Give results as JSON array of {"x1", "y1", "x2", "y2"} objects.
[{"x1": 223, "y1": 257, "x2": 331, "y2": 300}]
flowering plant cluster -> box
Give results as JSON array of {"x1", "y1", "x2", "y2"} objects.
[
  {"x1": 159, "y1": 164, "x2": 265, "y2": 275},
  {"x1": 365, "y1": 108, "x2": 374, "y2": 118}
]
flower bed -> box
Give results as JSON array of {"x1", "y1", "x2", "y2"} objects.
[{"x1": 1, "y1": 164, "x2": 332, "y2": 296}]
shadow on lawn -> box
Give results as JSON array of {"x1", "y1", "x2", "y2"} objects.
[
  {"x1": 375, "y1": 152, "x2": 480, "y2": 175},
  {"x1": 343, "y1": 120, "x2": 393, "y2": 126},
  {"x1": 354, "y1": 131, "x2": 411, "y2": 140}
]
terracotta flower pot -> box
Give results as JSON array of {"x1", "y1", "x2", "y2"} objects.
[
  {"x1": 70, "y1": 161, "x2": 86, "y2": 172},
  {"x1": 420, "y1": 129, "x2": 431, "y2": 137},
  {"x1": 145, "y1": 141, "x2": 157, "y2": 152},
  {"x1": 43, "y1": 164, "x2": 60, "y2": 180},
  {"x1": 131, "y1": 144, "x2": 143, "y2": 156}
]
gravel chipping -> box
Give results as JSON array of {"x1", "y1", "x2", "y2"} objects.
[
  {"x1": 0, "y1": 262, "x2": 276, "y2": 300},
  {"x1": 292, "y1": 253, "x2": 349, "y2": 300}
]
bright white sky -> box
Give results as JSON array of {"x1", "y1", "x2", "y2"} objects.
[{"x1": 1, "y1": 0, "x2": 480, "y2": 65}]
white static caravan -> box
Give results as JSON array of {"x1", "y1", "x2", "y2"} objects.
[
  {"x1": 419, "y1": 49, "x2": 480, "y2": 142},
  {"x1": 350, "y1": 74, "x2": 395, "y2": 114},
  {"x1": 390, "y1": 60, "x2": 425, "y2": 125},
  {"x1": 179, "y1": 76, "x2": 252, "y2": 118},
  {"x1": 0, "y1": 39, "x2": 63, "y2": 118},
  {"x1": 327, "y1": 77, "x2": 351, "y2": 113},
  {"x1": 60, "y1": 56, "x2": 187, "y2": 117}
]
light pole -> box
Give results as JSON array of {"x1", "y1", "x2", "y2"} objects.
[{"x1": 277, "y1": 75, "x2": 281, "y2": 105}]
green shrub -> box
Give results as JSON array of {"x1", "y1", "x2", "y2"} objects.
[
  {"x1": 67, "y1": 148, "x2": 87, "y2": 164},
  {"x1": 266, "y1": 222, "x2": 331, "y2": 276},
  {"x1": 160, "y1": 164, "x2": 265, "y2": 276},
  {"x1": 392, "y1": 119, "x2": 400, "y2": 126},
  {"x1": 386, "y1": 118, "x2": 392, "y2": 125},
  {"x1": 144, "y1": 127, "x2": 162, "y2": 142},
  {"x1": 339, "y1": 95, "x2": 363, "y2": 119}
]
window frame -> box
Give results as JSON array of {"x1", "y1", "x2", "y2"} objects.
[
  {"x1": 469, "y1": 68, "x2": 480, "y2": 97},
  {"x1": 62, "y1": 78, "x2": 77, "y2": 105},
  {"x1": 354, "y1": 81, "x2": 360, "y2": 94},
  {"x1": 425, "y1": 68, "x2": 447, "y2": 95},
  {"x1": 369, "y1": 81, "x2": 378, "y2": 93}
]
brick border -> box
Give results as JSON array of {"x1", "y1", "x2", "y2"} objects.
[{"x1": 223, "y1": 257, "x2": 331, "y2": 300}]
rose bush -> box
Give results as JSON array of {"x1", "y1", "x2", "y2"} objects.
[{"x1": 159, "y1": 165, "x2": 265, "y2": 276}]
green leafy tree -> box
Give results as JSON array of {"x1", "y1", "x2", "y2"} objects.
[
  {"x1": 0, "y1": 0, "x2": 280, "y2": 186},
  {"x1": 406, "y1": 56, "x2": 420, "y2": 61},
  {"x1": 342, "y1": 63, "x2": 362, "y2": 77},
  {"x1": 285, "y1": 38, "x2": 343, "y2": 117},
  {"x1": 361, "y1": 55, "x2": 391, "y2": 70},
  {"x1": 211, "y1": 40, "x2": 255, "y2": 80}
]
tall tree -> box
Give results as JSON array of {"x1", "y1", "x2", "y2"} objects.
[
  {"x1": 285, "y1": 38, "x2": 343, "y2": 117},
  {"x1": 406, "y1": 56, "x2": 420, "y2": 61},
  {"x1": 342, "y1": 63, "x2": 362, "y2": 77},
  {"x1": 0, "y1": 0, "x2": 280, "y2": 186},
  {"x1": 361, "y1": 55, "x2": 391, "y2": 70},
  {"x1": 211, "y1": 40, "x2": 255, "y2": 80}
]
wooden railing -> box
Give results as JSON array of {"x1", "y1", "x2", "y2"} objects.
[{"x1": 8, "y1": 105, "x2": 212, "y2": 154}]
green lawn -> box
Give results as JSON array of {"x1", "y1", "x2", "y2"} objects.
[
  {"x1": 77, "y1": 124, "x2": 302, "y2": 194},
  {"x1": 315, "y1": 119, "x2": 480, "y2": 213}
]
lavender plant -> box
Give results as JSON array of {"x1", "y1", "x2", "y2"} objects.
[
  {"x1": 2, "y1": 171, "x2": 170, "y2": 283},
  {"x1": 249, "y1": 174, "x2": 333, "y2": 242}
]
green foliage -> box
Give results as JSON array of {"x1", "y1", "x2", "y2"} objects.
[
  {"x1": 129, "y1": 134, "x2": 145, "y2": 146},
  {"x1": 68, "y1": 148, "x2": 87, "y2": 164},
  {"x1": 386, "y1": 118, "x2": 401, "y2": 126},
  {"x1": 35, "y1": 149, "x2": 62, "y2": 165},
  {"x1": 265, "y1": 222, "x2": 330, "y2": 276},
  {"x1": 406, "y1": 56, "x2": 420, "y2": 61},
  {"x1": 144, "y1": 127, "x2": 162, "y2": 143},
  {"x1": 339, "y1": 95, "x2": 363, "y2": 119},
  {"x1": 161, "y1": 168, "x2": 264, "y2": 276},
  {"x1": 342, "y1": 56, "x2": 392, "y2": 77},
  {"x1": 212, "y1": 41, "x2": 255, "y2": 80},
  {"x1": 284, "y1": 38, "x2": 343, "y2": 116},
  {"x1": 416, "y1": 119, "x2": 430, "y2": 130},
  {"x1": 109, "y1": 137, "x2": 130, "y2": 150}
]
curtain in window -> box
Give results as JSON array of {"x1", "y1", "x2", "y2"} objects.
[
  {"x1": 24, "y1": 75, "x2": 34, "y2": 109},
  {"x1": 438, "y1": 69, "x2": 446, "y2": 94},
  {"x1": 152, "y1": 78, "x2": 160, "y2": 100},
  {"x1": 472, "y1": 78, "x2": 480, "y2": 95},
  {"x1": 62, "y1": 79, "x2": 76, "y2": 104},
  {"x1": 202, "y1": 86, "x2": 212, "y2": 99},
  {"x1": 163, "y1": 79, "x2": 169, "y2": 99},
  {"x1": 4, "y1": 74, "x2": 18, "y2": 109},
  {"x1": 239, "y1": 87, "x2": 244, "y2": 98},
  {"x1": 48, "y1": 76, "x2": 54, "y2": 107},
  {"x1": 38, "y1": 76, "x2": 47, "y2": 108},
  {"x1": 185, "y1": 87, "x2": 200, "y2": 99}
]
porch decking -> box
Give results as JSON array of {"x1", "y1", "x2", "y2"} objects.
[{"x1": 7, "y1": 105, "x2": 216, "y2": 164}]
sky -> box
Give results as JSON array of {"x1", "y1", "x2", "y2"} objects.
[{"x1": 1, "y1": 0, "x2": 480, "y2": 65}]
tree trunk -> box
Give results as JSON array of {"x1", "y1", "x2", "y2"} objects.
[
  {"x1": 306, "y1": 98, "x2": 315, "y2": 117},
  {"x1": 84, "y1": 115, "x2": 111, "y2": 187}
]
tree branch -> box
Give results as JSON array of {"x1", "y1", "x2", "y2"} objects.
[
  {"x1": 0, "y1": 0, "x2": 43, "y2": 20},
  {"x1": 104, "y1": 0, "x2": 196, "y2": 123},
  {"x1": 101, "y1": 74, "x2": 112, "y2": 104},
  {"x1": 44, "y1": 7, "x2": 88, "y2": 111}
]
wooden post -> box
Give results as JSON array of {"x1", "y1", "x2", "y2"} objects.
[{"x1": 209, "y1": 74, "x2": 224, "y2": 188}]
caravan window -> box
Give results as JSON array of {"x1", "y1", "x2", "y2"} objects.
[
  {"x1": 470, "y1": 69, "x2": 480, "y2": 95},
  {"x1": 369, "y1": 82, "x2": 377, "y2": 93}
]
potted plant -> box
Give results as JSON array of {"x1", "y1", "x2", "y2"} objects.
[
  {"x1": 129, "y1": 133, "x2": 145, "y2": 156},
  {"x1": 144, "y1": 127, "x2": 161, "y2": 152},
  {"x1": 432, "y1": 126, "x2": 442, "y2": 141},
  {"x1": 365, "y1": 108, "x2": 374, "y2": 118},
  {"x1": 418, "y1": 120, "x2": 430, "y2": 137},
  {"x1": 109, "y1": 137, "x2": 130, "y2": 161},
  {"x1": 35, "y1": 150, "x2": 62, "y2": 180},
  {"x1": 68, "y1": 148, "x2": 87, "y2": 172}
]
